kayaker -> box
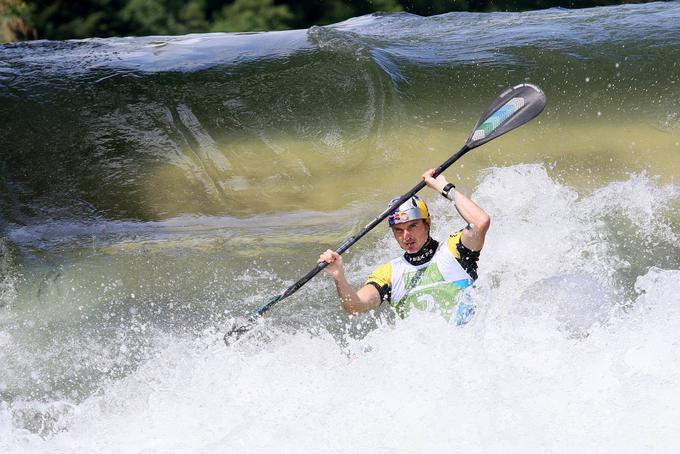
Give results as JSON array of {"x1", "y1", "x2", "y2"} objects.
[{"x1": 318, "y1": 168, "x2": 490, "y2": 324}]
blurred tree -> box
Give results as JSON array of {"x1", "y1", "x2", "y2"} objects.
[
  {"x1": 30, "y1": 0, "x2": 124, "y2": 39},
  {"x1": 0, "y1": 0, "x2": 36, "y2": 41},
  {"x1": 120, "y1": 0, "x2": 209, "y2": 35},
  {"x1": 7, "y1": 0, "x2": 667, "y2": 41},
  {"x1": 210, "y1": 0, "x2": 294, "y2": 32},
  {"x1": 119, "y1": 0, "x2": 173, "y2": 35},
  {"x1": 399, "y1": 0, "x2": 471, "y2": 14},
  {"x1": 287, "y1": 0, "x2": 402, "y2": 27}
]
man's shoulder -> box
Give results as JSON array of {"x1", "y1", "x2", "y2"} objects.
[
  {"x1": 369, "y1": 261, "x2": 394, "y2": 278},
  {"x1": 445, "y1": 229, "x2": 465, "y2": 259},
  {"x1": 365, "y1": 261, "x2": 393, "y2": 300},
  {"x1": 445, "y1": 229, "x2": 480, "y2": 280}
]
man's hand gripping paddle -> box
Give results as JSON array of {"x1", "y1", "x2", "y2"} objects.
[{"x1": 224, "y1": 83, "x2": 547, "y2": 345}]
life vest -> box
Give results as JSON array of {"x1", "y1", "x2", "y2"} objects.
[{"x1": 366, "y1": 231, "x2": 476, "y2": 325}]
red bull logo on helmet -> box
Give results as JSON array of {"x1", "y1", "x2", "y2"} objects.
[
  {"x1": 387, "y1": 195, "x2": 430, "y2": 226},
  {"x1": 389, "y1": 210, "x2": 412, "y2": 223}
]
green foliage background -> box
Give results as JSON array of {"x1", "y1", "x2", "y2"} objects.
[{"x1": 0, "y1": 0, "x2": 659, "y2": 41}]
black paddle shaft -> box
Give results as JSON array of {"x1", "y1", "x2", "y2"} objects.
[{"x1": 225, "y1": 83, "x2": 546, "y2": 343}]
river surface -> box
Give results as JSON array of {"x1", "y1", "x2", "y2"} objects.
[{"x1": 1, "y1": 2, "x2": 679, "y2": 452}]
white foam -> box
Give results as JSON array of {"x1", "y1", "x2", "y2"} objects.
[{"x1": 5, "y1": 295, "x2": 680, "y2": 453}]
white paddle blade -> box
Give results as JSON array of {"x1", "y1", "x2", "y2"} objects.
[{"x1": 466, "y1": 83, "x2": 546, "y2": 148}]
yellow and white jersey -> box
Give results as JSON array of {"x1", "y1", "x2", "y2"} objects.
[{"x1": 366, "y1": 230, "x2": 477, "y2": 324}]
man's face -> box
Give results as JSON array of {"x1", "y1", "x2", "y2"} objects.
[{"x1": 391, "y1": 219, "x2": 430, "y2": 254}]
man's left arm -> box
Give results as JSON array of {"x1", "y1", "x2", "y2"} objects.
[{"x1": 422, "y1": 169, "x2": 490, "y2": 251}]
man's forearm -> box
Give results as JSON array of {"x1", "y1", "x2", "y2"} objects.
[
  {"x1": 333, "y1": 273, "x2": 362, "y2": 313},
  {"x1": 452, "y1": 191, "x2": 490, "y2": 251},
  {"x1": 332, "y1": 274, "x2": 380, "y2": 314},
  {"x1": 452, "y1": 191, "x2": 489, "y2": 229}
]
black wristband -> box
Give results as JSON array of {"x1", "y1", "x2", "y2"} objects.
[{"x1": 441, "y1": 182, "x2": 455, "y2": 199}]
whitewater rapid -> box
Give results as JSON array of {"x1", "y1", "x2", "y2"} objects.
[
  {"x1": 3, "y1": 3, "x2": 680, "y2": 452},
  {"x1": 2, "y1": 165, "x2": 679, "y2": 453}
]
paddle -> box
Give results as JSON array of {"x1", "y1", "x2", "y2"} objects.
[{"x1": 224, "y1": 83, "x2": 546, "y2": 345}]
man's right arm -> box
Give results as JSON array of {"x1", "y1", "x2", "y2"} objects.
[{"x1": 318, "y1": 249, "x2": 382, "y2": 314}]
